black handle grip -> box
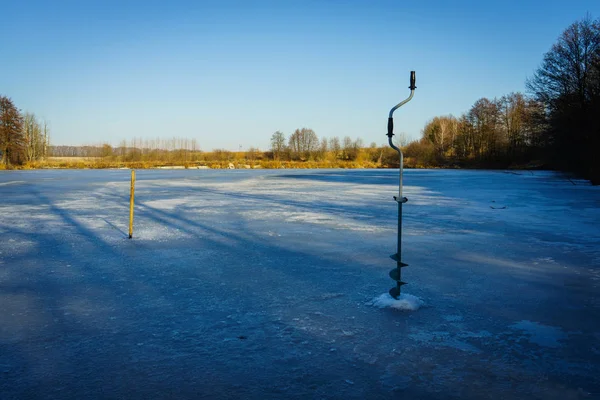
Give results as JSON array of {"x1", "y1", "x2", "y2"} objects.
[
  {"x1": 387, "y1": 117, "x2": 394, "y2": 137},
  {"x1": 409, "y1": 71, "x2": 416, "y2": 90}
]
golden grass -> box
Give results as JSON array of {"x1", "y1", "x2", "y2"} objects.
[{"x1": 16, "y1": 158, "x2": 386, "y2": 170}]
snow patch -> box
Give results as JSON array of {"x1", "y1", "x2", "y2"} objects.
[
  {"x1": 0, "y1": 181, "x2": 26, "y2": 186},
  {"x1": 241, "y1": 209, "x2": 388, "y2": 233},
  {"x1": 368, "y1": 293, "x2": 424, "y2": 311}
]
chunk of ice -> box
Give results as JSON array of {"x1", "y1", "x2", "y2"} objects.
[{"x1": 369, "y1": 293, "x2": 424, "y2": 311}]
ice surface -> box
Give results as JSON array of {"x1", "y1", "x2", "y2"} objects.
[
  {"x1": 0, "y1": 169, "x2": 599, "y2": 399},
  {"x1": 510, "y1": 320, "x2": 566, "y2": 348},
  {"x1": 368, "y1": 293, "x2": 424, "y2": 311}
]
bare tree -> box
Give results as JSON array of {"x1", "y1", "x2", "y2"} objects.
[
  {"x1": 23, "y1": 112, "x2": 46, "y2": 162},
  {"x1": 341, "y1": 136, "x2": 363, "y2": 161},
  {"x1": 329, "y1": 136, "x2": 341, "y2": 159},
  {"x1": 270, "y1": 131, "x2": 286, "y2": 160},
  {"x1": 395, "y1": 132, "x2": 410, "y2": 148},
  {"x1": 423, "y1": 116, "x2": 458, "y2": 156},
  {"x1": 499, "y1": 93, "x2": 528, "y2": 155},
  {"x1": 527, "y1": 15, "x2": 600, "y2": 180},
  {"x1": 318, "y1": 137, "x2": 328, "y2": 160},
  {"x1": 101, "y1": 144, "x2": 113, "y2": 158},
  {"x1": 527, "y1": 16, "x2": 600, "y2": 109},
  {"x1": 288, "y1": 128, "x2": 319, "y2": 160},
  {"x1": 466, "y1": 98, "x2": 502, "y2": 159},
  {"x1": 341, "y1": 136, "x2": 353, "y2": 160},
  {"x1": 43, "y1": 120, "x2": 50, "y2": 159}
]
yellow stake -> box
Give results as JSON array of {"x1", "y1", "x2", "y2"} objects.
[{"x1": 129, "y1": 170, "x2": 136, "y2": 239}]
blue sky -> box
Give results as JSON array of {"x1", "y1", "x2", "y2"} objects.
[{"x1": 1, "y1": 0, "x2": 599, "y2": 151}]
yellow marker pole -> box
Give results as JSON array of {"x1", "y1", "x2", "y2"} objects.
[{"x1": 129, "y1": 170, "x2": 136, "y2": 239}]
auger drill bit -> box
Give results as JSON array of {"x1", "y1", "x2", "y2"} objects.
[{"x1": 387, "y1": 71, "x2": 416, "y2": 299}]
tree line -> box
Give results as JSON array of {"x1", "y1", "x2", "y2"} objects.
[
  {"x1": 0, "y1": 96, "x2": 50, "y2": 167},
  {"x1": 529, "y1": 15, "x2": 600, "y2": 183},
  {"x1": 407, "y1": 92, "x2": 545, "y2": 168},
  {"x1": 409, "y1": 15, "x2": 600, "y2": 183},
  {"x1": 51, "y1": 137, "x2": 200, "y2": 161},
  {"x1": 269, "y1": 128, "x2": 369, "y2": 162},
  {"x1": 48, "y1": 132, "x2": 399, "y2": 169},
  {"x1": 49, "y1": 129, "x2": 384, "y2": 165}
]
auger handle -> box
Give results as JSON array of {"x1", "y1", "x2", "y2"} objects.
[{"x1": 388, "y1": 71, "x2": 416, "y2": 122}]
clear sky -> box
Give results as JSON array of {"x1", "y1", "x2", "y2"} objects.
[{"x1": 1, "y1": 0, "x2": 599, "y2": 151}]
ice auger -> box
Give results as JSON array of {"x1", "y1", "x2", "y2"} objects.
[{"x1": 387, "y1": 71, "x2": 416, "y2": 299}]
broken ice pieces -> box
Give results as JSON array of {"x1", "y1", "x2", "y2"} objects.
[{"x1": 368, "y1": 293, "x2": 424, "y2": 311}]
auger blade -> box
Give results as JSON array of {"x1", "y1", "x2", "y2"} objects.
[
  {"x1": 389, "y1": 285, "x2": 407, "y2": 299},
  {"x1": 390, "y1": 253, "x2": 409, "y2": 266}
]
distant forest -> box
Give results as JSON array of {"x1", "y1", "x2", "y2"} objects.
[{"x1": 1, "y1": 16, "x2": 598, "y2": 183}]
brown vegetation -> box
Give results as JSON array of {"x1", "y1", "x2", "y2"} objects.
[{"x1": 27, "y1": 146, "x2": 386, "y2": 170}]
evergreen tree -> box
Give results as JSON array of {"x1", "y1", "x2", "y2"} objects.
[{"x1": 0, "y1": 96, "x2": 25, "y2": 166}]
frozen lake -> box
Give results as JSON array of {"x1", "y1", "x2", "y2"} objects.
[{"x1": 1, "y1": 169, "x2": 599, "y2": 399}]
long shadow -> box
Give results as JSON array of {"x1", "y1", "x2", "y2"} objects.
[
  {"x1": 1, "y1": 175, "x2": 446, "y2": 399},
  {"x1": 136, "y1": 177, "x2": 513, "y2": 240},
  {"x1": 139, "y1": 181, "x2": 399, "y2": 226},
  {"x1": 101, "y1": 217, "x2": 129, "y2": 238}
]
